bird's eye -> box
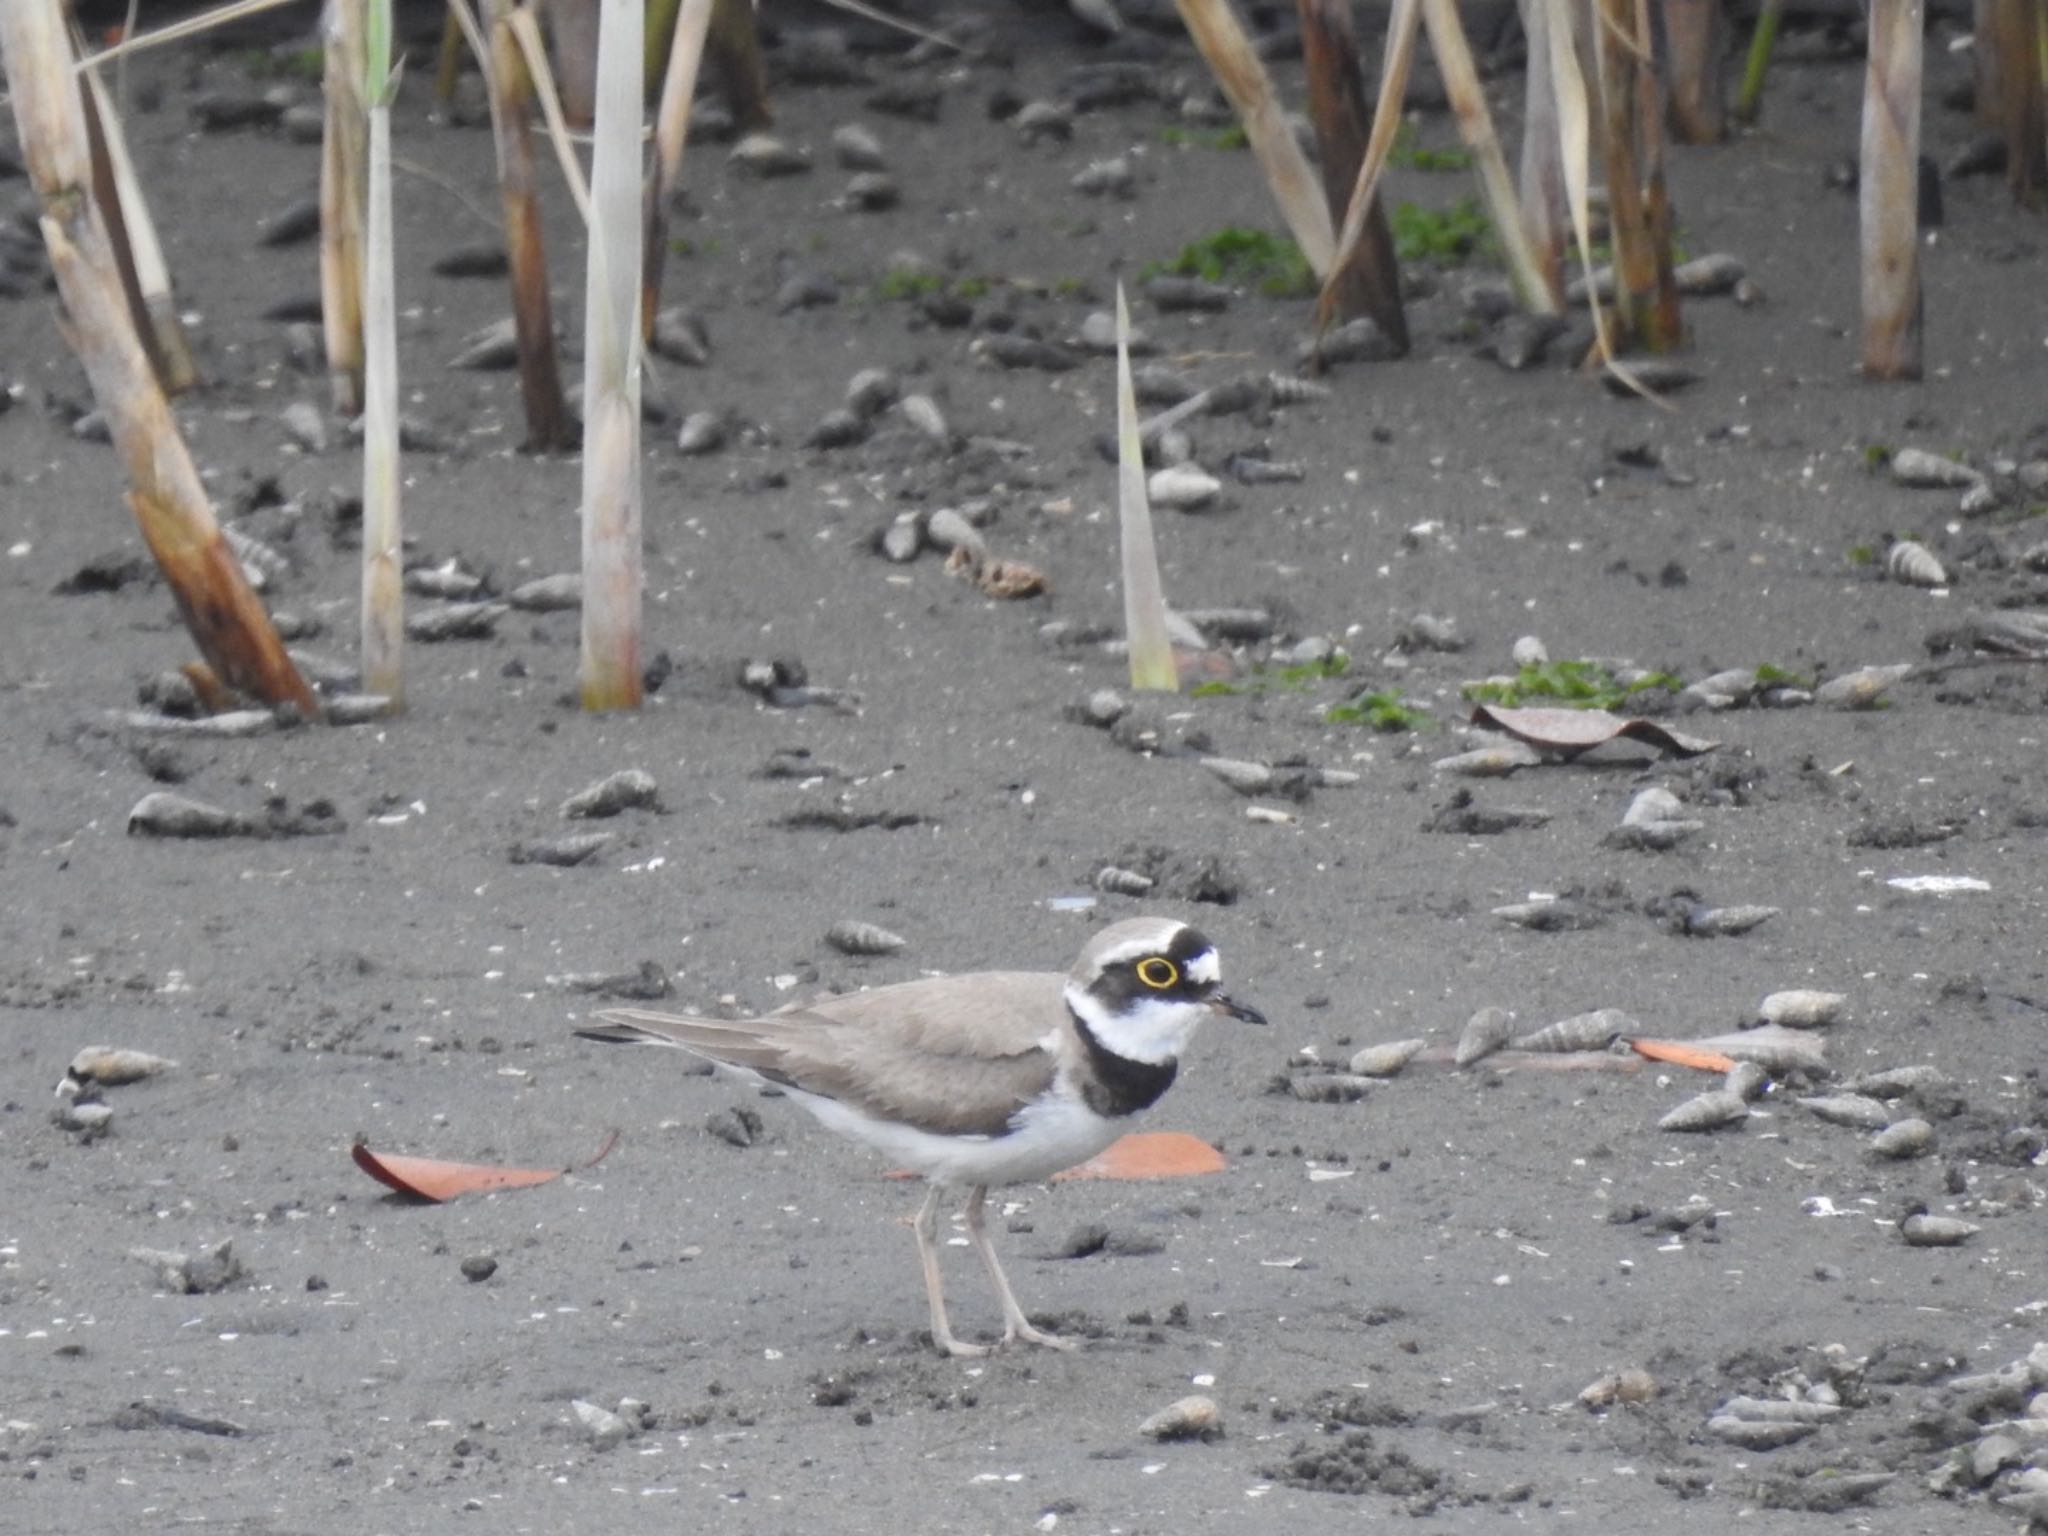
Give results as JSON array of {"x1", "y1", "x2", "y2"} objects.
[{"x1": 1135, "y1": 957, "x2": 1179, "y2": 990}]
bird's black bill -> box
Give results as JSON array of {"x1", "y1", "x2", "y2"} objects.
[{"x1": 1210, "y1": 992, "x2": 1267, "y2": 1026}]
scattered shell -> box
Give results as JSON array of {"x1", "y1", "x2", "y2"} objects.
[
  {"x1": 1072, "y1": 156, "x2": 1134, "y2": 197},
  {"x1": 404, "y1": 560, "x2": 485, "y2": 599},
  {"x1": 826, "y1": 920, "x2": 908, "y2": 956},
  {"x1": 507, "y1": 573, "x2": 582, "y2": 611},
  {"x1": 879, "y1": 513, "x2": 925, "y2": 563},
  {"x1": 1842, "y1": 1064, "x2": 1948, "y2": 1097},
  {"x1": 1677, "y1": 902, "x2": 1780, "y2": 937},
  {"x1": 1454, "y1": 1006, "x2": 1515, "y2": 1068},
  {"x1": 1798, "y1": 1093, "x2": 1894, "y2": 1131},
  {"x1": 448, "y1": 316, "x2": 521, "y2": 370},
  {"x1": 1724, "y1": 1059, "x2": 1770, "y2": 1101},
  {"x1": 1266, "y1": 373, "x2": 1331, "y2": 405},
  {"x1": 1579, "y1": 1368, "x2": 1658, "y2": 1407},
  {"x1": 1869, "y1": 1117, "x2": 1933, "y2": 1159},
  {"x1": 572, "y1": 1399, "x2": 633, "y2": 1450},
  {"x1": 972, "y1": 334, "x2": 1080, "y2": 372},
  {"x1": 56, "y1": 1098, "x2": 113, "y2": 1137},
  {"x1": 1226, "y1": 454, "x2": 1306, "y2": 485},
  {"x1": 649, "y1": 308, "x2": 711, "y2": 366},
  {"x1": 1433, "y1": 741, "x2": 1541, "y2": 776},
  {"x1": 1309, "y1": 317, "x2": 1399, "y2": 366},
  {"x1": 1658, "y1": 1087, "x2": 1750, "y2": 1132},
  {"x1": 1493, "y1": 897, "x2": 1603, "y2": 931},
  {"x1": 1673, "y1": 252, "x2": 1746, "y2": 295},
  {"x1": 1901, "y1": 1213, "x2": 1979, "y2": 1247},
  {"x1": 729, "y1": 133, "x2": 809, "y2": 177},
  {"x1": 508, "y1": 832, "x2": 614, "y2": 867},
  {"x1": 61, "y1": 1046, "x2": 177, "y2": 1096},
  {"x1": 1510, "y1": 635, "x2": 1550, "y2": 668},
  {"x1": 805, "y1": 408, "x2": 869, "y2": 449},
  {"x1": 279, "y1": 398, "x2": 327, "y2": 452},
  {"x1": 1889, "y1": 447, "x2": 1982, "y2": 489},
  {"x1": 1759, "y1": 989, "x2": 1844, "y2": 1028},
  {"x1": 1349, "y1": 1039, "x2": 1427, "y2": 1078},
  {"x1": 831, "y1": 122, "x2": 886, "y2": 170},
  {"x1": 1149, "y1": 464, "x2": 1222, "y2": 510},
  {"x1": 1815, "y1": 664, "x2": 1913, "y2": 709},
  {"x1": 676, "y1": 409, "x2": 730, "y2": 456},
  {"x1": 1202, "y1": 757, "x2": 1273, "y2": 795},
  {"x1": 1718, "y1": 1396, "x2": 1842, "y2": 1425},
  {"x1": 924, "y1": 507, "x2": 987, "y2": 566},
  {"x1": 1138, "y1": 1395, "x2": 1221, "y2": 1441},
  {"x1": 974, "y1": 558, "x2": 1048, "y2": 599},
  {"x1": 1013, "y1": 100, "x2": 1074, "y2": 143},
  {"x1": 842, "y1": 171, "x2": 898, "y2": 211},
  {"x1": 845, "y1": 367, "x2": 899, "y2": 419},
  {"x1": 1077, "y1": 309, "x2": 1150, "y2": 354},
  {"x1": 1622, "y1": 788, "x2": 1686, "y2": 826},
  {"x1": 1133, "y1": 363, "x2": 1199, "y2": 406},
  {"x1": 1244, "y1": 804, "x2": 1297, "y2": 825},
  {"x1": 562, "y1": 769, "x2": 660, "y2": 819},
  {"x1": 1685, "y1": 1025, "x2": 1828, "y2": 1076},
  {"x1": 128, "y1": 791, "x2": 258, "y2": 839},
  {"x1": 119, "y1": 707, "x2": 279, "y2": 737},
  {"x1": 1513, "y1": 1008, "x2": 1634, "y2": 1053},
  {"x1": 1886, "y1": 538, "x2": 1948, "y2": 587},
  {"x1": 898, "y1": 394, "x2": 950, "y2": 443},
  {"x1": 132, "y1": 1239, "x2": 244, "y2": 1295},
  {"x1": 1095, "y1": 865, "x2": 1155, "y2": 897},
  {"x1": 1290, "y1": 1073, "x2": 1372, "y2": 1103},
  {"x1": 1706, "y1": 1416, "x2": 1819, "y2": 1449},
  {"x1": 406, "y1": 601, "x2": 506, "y2": 642}
]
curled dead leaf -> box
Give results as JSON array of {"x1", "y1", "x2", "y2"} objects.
[{"x1": 351, "y1": 1130, "x2": 619, "y2": 1202}]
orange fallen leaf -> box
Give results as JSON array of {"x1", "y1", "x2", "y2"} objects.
[
  {"x1": 1629, "y1": 1038, "x2": 1738, "y2": 1073},
  {"x1": 351, "y1": 1129, "x2": 619, "y2": 1202},
  {"x1": 1053, "y1": 1131, "x2": 1228, "y2": 1181}
]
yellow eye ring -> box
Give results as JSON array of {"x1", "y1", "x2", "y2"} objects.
[{"x1": 1135, "y1": 957, "x2": 1179, "y2": 990}]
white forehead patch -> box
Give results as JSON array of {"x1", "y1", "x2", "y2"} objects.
[{"x1": 1183, "y1": 949, "x2": 1220, "y2": 986}]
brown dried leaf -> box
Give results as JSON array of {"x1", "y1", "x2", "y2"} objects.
[
  {"x1": 351, "y1": 1130, "x2": 619, "y2": 1202},
  {"x1": 1470, "y1": 703, "x2": 1718, "y2": 757}
]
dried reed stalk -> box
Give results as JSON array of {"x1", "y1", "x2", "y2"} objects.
[
  {"x1": 2, "y1": 0, "x2": 317, "y2": 716},
  {"x1": 641, "y1": 0, "x2": 715, "y2": 339},
  {"x1": 1174, "y1": 0, "x2": 1336, "y2": 278},
  {"x1": 1116, "y1": 284, "x2": 1176, "y2": 694},
  {"x1": 1316, "y1": 0, "x2": 1419, "y2": 335},
  {"x1": 1733, "y1": 0, "x2": 1783, "y2": 125},
  {"x1": 547, "y1": 0, "x2": 601, "y2": 129},
  {"x1": 1297, "y1": 0, "x2": 1407, "y2": 348},
  {"x1": 1517, "y1": 0, "x2": 1568, "y2": 307},
  {"x1": 320, "y1": 0, "x2": 366, "y2": 418},
  {"x1": 1420, "y1": 0, "x2": 1557, "y2": 313},
  {"x1": 1988, "y1": 0, "x2": 2047, "y2": 201},
  {"x1": 1861, "y1": 0, "x2": 1923, "y2": 380},
  {"x1": 360, "y1": 0, "x2": 403, "y2": 707},
  {"x1": 579, "y1": 0, "x2": 645, "y2": 711},
  {"x1": 1594, "y1": 0, "x2": 1680, "y2": 350},
  {"x1": 77, "y1": 51, "x2": 199, "y2": 392},
  {"x1": 1661, "y1": 0, "x2": 1724, "y2": 143},
  {"x1": 706, "y1": 0, "x2": 774, "y2": 131},
  {"x1": 485, "y1": 0, "x2": 573, "y2": 451},
  {"x1": 434, "y1": 3, "x2": 465, "y2": 107}
]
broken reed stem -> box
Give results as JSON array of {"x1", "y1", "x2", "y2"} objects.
[
  {"x1": 1860, "y1": 0, "x2": 1923, "y2": 380},
  {"x1": 433, "y1": 3, "x2": 465, "y2": 107},
  {"x1": 78, "y1": 48, "x2": 198, "y2": 391},
  {"x1": 640, "y1": 0, "x2": 715, "y2": 341},
  {"x1": 1543, "y1": 0, "x2": 1624, "y2": 372},
  {"x1": 320, "y1": 0, "x2": 367, "y2": 419},
  {"x1": 1174, "y1": 0, "x2": 1336, "y2": 278},
  {"x1": 1315, "y1": 0, "x2": 1419, "y2": 338},
  {"x1": 360, "y1": 3, "x2": 402, "y2": 708},
  {"x1": 1517, "y1": 0, "x2": 1568, "y2": 308},
  {"x1": 579, "y1": 0, "x2": 645, "y2": 712},
  {"x1": 1115, "y1": 284, "x2": 1177, "y2": 694},
  {"x1": 1733, "y1": 0, "x2": 1783, "y2": 125},
  {"x1": 1296, "y1": 0, "x2": 1408, "y2": 348},
  {"x1": 706, "y1": 0, "x2": 774, "y2": 131},
  {"x1": 546, "y1": 0, "x2": 601, "y2": 129},
  {"x1": 2, "y1": 0, "x2": 317, "y2": 716},
  {"x1": 1989, "y1": 0, "x2": 2048, "y2": 202},
  {"x1": 1661, "y1": 0, "x2": 1725, "y2": 143},
  {"x1": 484, "y1": 1, "x2": 573, "y2": 451},
  {"x1": 1594, "y1": 0, "x2": 1680, "y2": 351},
  {"x1": 1420, "y1": 0, "x2": 1556, "y2": 314}
]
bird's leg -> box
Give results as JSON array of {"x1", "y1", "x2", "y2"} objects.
[
  {"x1": 912, "y1": 1183, "x2": 988, "y2": 1358},
  {"x1": 963, "y1": 1184, "x2": 1075, "y2": 1352}
]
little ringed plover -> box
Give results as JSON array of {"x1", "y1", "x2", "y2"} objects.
[{"x1": 577, "y1": 915, "x2": 1263, "y2": 1357}]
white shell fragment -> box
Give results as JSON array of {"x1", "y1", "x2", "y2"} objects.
[
  {"x1": 1888, "y1": 447, "x2": 1983, "y2": 490},
  {"x1": 1658, "y1": 1088, "x2": 1750, "y2": 1133},
  {"x1": 1454, "y1": 1006, "x2": 1515, "y2": 1067},
  {"x1": 1815, "y1": 664, "x2": 1914, "y2": 709},
  {"x1": 128, "y1": 791, "x2": 257, "y2": 839},
  {"x1": 1148, "y1": 464, "x2": 1223, "y2": 510},
  {"x1": 1684, "y1": 1025, "x2": 1828, "y2": 1076},
  {"x1": 1512, "y1": 1008, "x2": 1635, "y2": 1053},
  {"x1": 561, "y1": 769, "x2": 660, "y2": 819},
  {"x1": 825, "y1": 920, "x2": 908, "y2": 956},
  {"x1": 1433, "y1": 740, "x2": 1541, "y2": 776},
  {"x1": 1759, "y1": 989, "x2": 1845, "y2": 1028},
  {"x1": 1348, "y1": 1039, "x2": 1427, "y2": 1078},
  {"x1": 1138, "y1": 1395, "x2": 1221, "y2": 1441},
  {"x1": 572, "y1": 1399, "x2": 633, "y2": 1450},
  {"x1": 1885, "y1": 538, "x2": 1948, "y2": 588},
  {"x1": 728, "y1": 132, "x2": 809, "y2": 177},
  {"x1": 831, "y1": 122, "x2": 886, "y2": 170},
  {"x1": 1798, "y1": 1093, "x2": 1894, "y2": 1131},
  {"x1": 1510, "y1": 635, "x2": 1549, "y2": 668},
  {"x1": 1579, "y1": 1368, "x2": 1658, "y2": 1407},
  {"x1": 61, "y1": 1046, "x2": 178, "y2": 1097},
  {"x1": 1869, "y1": 1118, "x2": 1934, "y2": 1159},
  {"x1": 506, "y1": 573, "x2": 582, "y2": 611},
  {"x1": 1901, "y1": 1213, "x2": 1979, "y2": 1247},
  {"x1": 1095, "y1": 865, "x2": 1155, "y2": 896},
  {"x1": 1201, "y1": 757, "x2": 1273, "y2": 795}
]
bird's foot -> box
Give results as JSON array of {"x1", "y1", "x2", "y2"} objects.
[{"x1": 1003, "y1": 1318, "x2": 1077, "y2": 1352}]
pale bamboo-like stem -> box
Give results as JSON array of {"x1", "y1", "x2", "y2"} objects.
[
  {"x1": 1115, "y1": 284, "x2": 1176, "y2": 694},
  {"x1": 2, "y1": 0, "x2": 317, "y2": 716},
  {"x1": 1733, "y1": 0, "x2": 1783, "y2": 125},
  {"x1": 640, "y1": 0, "x2": 715, "y2": 340},
  {"x1": 73, "y1": 0, "x2": 299, "y2": 70},
  {"x1": 78, "y1": 50, "x2": 199, "y2": 392},
  {"x1": 360, "y1": 7, "x2": 403, "y2": 709},
  {"x1": 1297, "y1": 0, "x2": 1408, "y2": 347},
  {"x1": 484, "y1": 0, "x2": 573, "y2": 451},
  {"x1": 1662, "y1": 0, "x2": 1724, "y2": 143},
  {"x1": 1421, "y1": 0, "x2": 1557, "y2": 314},
  {"x1": 1173, "y1": 0, "x2": 1336, "y2": 277},
  {"x1": 1315, "y1": 0, "x2": 1420, "y2": 336},
  {"x1": 1544, "y1": 0, "x2": 1620, "y2": 367},
  {"x1": 1860, "y1": 0, "x2": 1923, "y2": 380},
  {"x1": 1517, "y1": 0, "x2": 1567, "y2": 307},
  {"x1": 509, "y1": 5, "x2": 593, "y2": 221},
  {"x1": 579, "y1": 0, "x2": 644, "y2": 712},
  {"x1": 321, "y1": 0, "x2": 367, "y2": 419}
]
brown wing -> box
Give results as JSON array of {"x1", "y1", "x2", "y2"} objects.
[{"x1": 590, "y1": 972, "x2": 1069, "y2": 1138}]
